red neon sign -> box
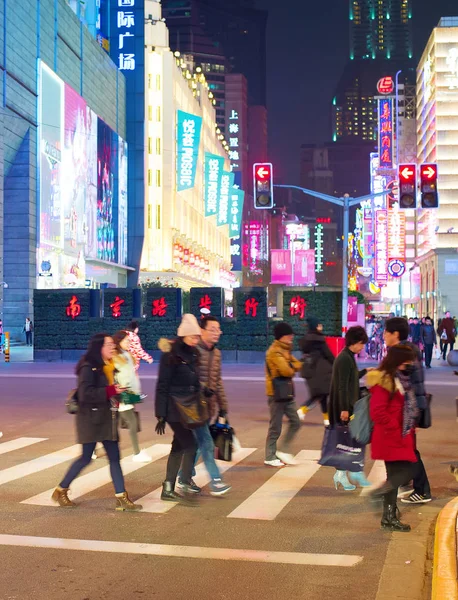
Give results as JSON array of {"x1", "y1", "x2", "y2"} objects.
[
  {"x1": 377, "y1": 76, "x2": 394, "y2": 95},
  {"x1": 152, "y1": 297, "x2": 168, "y2": 317},
  {"x1": 290, "y1": 296, "x2": 307, "y2": 320},
  {"x1": 316, "y1": 217, "x2": 331, "y2": 223},
  {"x1": 66, "y1": 295, "x2": 81, "y2": 320},
  {"x1": 199, "y1": 294, "x2": 212, "y2": 314},
  {"x1": 110, "y1": 296, "x2": 125, "y2": 319},
  {"x1": 244, "y1": 297, "x2": 259, "y2": 318}
]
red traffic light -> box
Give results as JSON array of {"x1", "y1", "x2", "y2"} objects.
[
  {"x1": 399, "y1": 164, "x2": 415, "y2": 182},
  {"x1": 421, "y1": 164, "x2": 437, "y2": 180},
  {"x1": 256, "y1": 165, "x2": 271, "y2": 180},
  {"x1": 253, "y1": 162, "x2": 274, "y2": 209}
]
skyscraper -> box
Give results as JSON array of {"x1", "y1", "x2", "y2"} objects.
[{"x1": 350, "y1": 0, "x2": 413, "y2": 61}]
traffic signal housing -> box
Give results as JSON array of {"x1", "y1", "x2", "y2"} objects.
[
  {"x1": 398, "y1": 164, "x2": 417, "y2": 209},
  {"x1": 253, "y1": 163, "x2": 273, "y2": 209},
  {"x1": 420, "y1": 164, "x2": 439, "y2": 209}
]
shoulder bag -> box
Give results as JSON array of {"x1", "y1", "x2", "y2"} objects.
[
  {"x1": 66, "y1": 388, "x2": 79, "y2": 414},
  {"x1": 266, "y1": 358, "x2": 295, "y2": 402},
  {"x1": 170, "y1": 360, "x2": 208, "y2": 429}
]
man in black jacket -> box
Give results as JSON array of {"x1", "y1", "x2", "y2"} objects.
[
  {"x1": 384, "y1": 317, "x2": 432, "y2": 504},
  {"x1": 421, "y1": 317, "x2": 437, "y2": 369}
]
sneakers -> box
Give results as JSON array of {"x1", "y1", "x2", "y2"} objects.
[
  {"x1": 140, "y1": 394, "x2": 148, "y2": 400},
  {"x1": 91, "y1": 452, "x2": 98, "y2": 461},
  {"x1": 210, "y1": 479, "x2": 231, "y2": 496},
  {"x1": 400, "y1": 492, "x2": 432, "y2": 504},
  {"x1": 264, "y1": 459, "x2": 285, "y2": 467},
  {"x1": 276, "y1": 451, "x2": 298, "y2": 465},
  {"x1": 132, "y1": 449, "x2": 152, "y2": 463},
  {"x1": 397, "y1": 486, "x2": 413, "y2": 499},
  {"x1": 297, "y1": 407, "x2": 307, "y2": 421},
  {"x1": 177, "y1": 478, "x2": 201, "y2": 494}
]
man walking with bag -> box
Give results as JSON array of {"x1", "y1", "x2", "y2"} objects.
[{"x1": 265, "y1": 322, "x2": 302, "y2": 467}]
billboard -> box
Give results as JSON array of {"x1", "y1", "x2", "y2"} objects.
[
  {"x1": 294, "y1": 249, "x2": 316, "y2": 285},
  {"x1": 271, "y1": 250, "x2": 292, "y2": 284},
  {"x1": 38, "y1": 61, "x2": 128, "y2": 288},
  {"x1": 374, "y1": 210, "x2": 389, "y2": 286},
  {"x1": 176, "y1": 110, "x2": 202, "y2": 192}
]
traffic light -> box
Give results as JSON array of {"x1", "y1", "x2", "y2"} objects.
[
  {"x1": 420, "y1": 163, "x2": 439, "y2": 209},
  {"x1": 398, "y1": 164, "x2": 417, "y2": 209},
  {"x1": 253, "y1": 163, "x2": 273, "y2": 209}
]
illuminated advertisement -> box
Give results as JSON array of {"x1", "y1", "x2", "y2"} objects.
[
  {"x1": 375, "y1": 210, "x2": 389, "y2": 286},
  {"x1": 38, "y1": 61, "x2": 128, "y2": 288},
  {"x1": 217, "y1": 172, "x2": 235, "y2": 227},
  {"x1": 271, "y1": 250, "x2": 292, "y2": 285},
  {"x1": 387, "y1": 209, "x2": 406, "y2": 263},
  {"x1": 314, "y1": 224, "x2": 324, "y2": 273},
  {"x1": 378, "y1": 98, "x2": 394, "y2": 169},
  {"x1": 176, "y1": 110, "x2": 202, "y2": 192},
  {"x1": 295, "y1": 249, "x2": 316, "y2": 285},
  {"x1": 229, "y1": 189, "x2": 245, "y2": 239},
  {"x1": 204, "y1": 153, "x2": 224, "y2": 217}
]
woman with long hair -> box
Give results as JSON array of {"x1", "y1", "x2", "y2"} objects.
[
  {"x1": 112, "y1": 330, "x2": 151, "y2": 463},
  {"x1": 52, "y1": 333, "x2": 142, "y2": 511},
  {"x1": 367, "y1": 344, "x2": 417, "y2": 532}
]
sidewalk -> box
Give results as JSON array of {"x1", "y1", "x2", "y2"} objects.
[{"x1": 0, "y1": 346, "x2": 33, "y2": 363}]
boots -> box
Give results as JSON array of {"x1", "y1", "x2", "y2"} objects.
[
  {"x1": 161, "y1": 481, "x2": 197, "y2": 505},
  {"x1": 333, "y1": 470, "x2": 356, "y2": 491},
  {"x1": 115, "y1": 492, "x2": 142, "y2": 511},
  {"x1": 51, "y1": 486, "x2": 77, "y2": 508},
  {"x1": 349, "y1": 471, "x2": 372, "y2": 488},
  {"x1": 381, "y1": 501, "x2": 411, "y2": 532}
]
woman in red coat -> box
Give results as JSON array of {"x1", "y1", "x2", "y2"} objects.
[{"x1": 368, "y1": 345, "x2": 417, "y2": 532}]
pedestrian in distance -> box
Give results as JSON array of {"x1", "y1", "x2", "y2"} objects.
[
  {"x1": 155, "y1": 314, "x2": 201, "y2": 503},
  {"x1": 264, "y1": 322, "x2": 302, "y2": 467},
  {"x1": 112, "y1": 330, "x2": 152, "y2": 463},
  {"x1": 420, "y1": 317, "x2": 437, "y2": 369},
  {"x1": 438, "y1": 311, "x2": 456, "y2": 361},
  {"x1": 165, "y1": 314, "x2": 231, "y2": 496},
  {"x1": 0, "y1": 318, "x2": 3, "y2": 353},
  {"x1": 125, "y1": 320, "x2": 153, "y2": 372},
  {"x1": 23, "y1": 317, "x2": 33, "y2": 346},
  {"x1": 52, "y1": 333, "x2": 142, "y2": 511},
  {"x1": 367, "y1": 344, "x2": 417, "y2": 532},
  {"x1": 328, "y1": 325, "x2": 371, "y2": 491},
  {"x1": 409, "y1": 317, "x2": 421, "y2": 346},
  {"x1": 384, "y1": 317, "x2": 432, "y2": 504},
  {"x1": 297, "y1": 316, "x2": 334, "y2": 426}
]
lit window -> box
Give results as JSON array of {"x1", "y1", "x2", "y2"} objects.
[
  {"x1": 156, "y1": 75, "x2": 161, "y2": 91},
  {"x1": 147, "y1": 204, "x2": 152, "y2": 229},
  {"x1": 156, "y1": 106, "x2": 161, "y2": 122},
  {"x1": 156, "y1": 170, "x2": 161, "y2": 187},
  {"x1": 148, "y1": 138, "x2": 153, "y2": 154},
  {"x1": 156, "y1": 138, "x2": 161, "y2": 155},
  {"x1": 156, "y1": 206, "x2": 161, "y2": 229},
  {"x1": 148, "y1": 105, "x2": 153, "y2": 121}
]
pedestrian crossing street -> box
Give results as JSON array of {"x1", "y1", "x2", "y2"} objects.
[{"x1": 1, "y1": 437, "x2": 387, "y2": 521}]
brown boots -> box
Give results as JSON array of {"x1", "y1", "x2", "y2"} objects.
[
  {"x1": 51, "y1": 486, "x2": 77, "y2": 508},
  {"x1": 115, "y1": 492, "x2": 142, "y2": 511}
]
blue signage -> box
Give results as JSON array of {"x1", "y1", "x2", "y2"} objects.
[
  {"x1": 217, "y1": 171, "x2": 235, "y2": 227},
  {"x1": 204, "y1": 153, "x2": 225, "y2": 217},
  {"x1": 231, "y1": 237, "x2": 242, "y2": 271},
  {"x1": 177, "y1": 111, "x2": 202, "y2": 192},
  {"x1": 229, "y1": 189, "x2": 245, "y2": 239}
]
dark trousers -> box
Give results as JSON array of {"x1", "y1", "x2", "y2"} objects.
[
  {"x1": 412, "y1": 447, "x2": 431, "y2": 496},
  {"x1": 165, "y1": 421, "x2": 197, "y2": 484},
  {"x1": 25, "y1": 331, "x2": 32, "y2": 346},
  {"x1": 424, "y1": 344, "x2": 433, "y2": 368},
  {"x1": 265, "y1": 397, "x2": 301, "y2": 461},
  {"x1": 385, "y1": 461, "x2": 415, "y2": 505},
  {"x1": 304, "y1": 393, "x2": 328, "y2": 414},
  {"x1": 442, "y1": 341, "x2": 455, "y2": 360},
  {"x1": 60, "y1": 440, "x2": 125, "y2": 494}
]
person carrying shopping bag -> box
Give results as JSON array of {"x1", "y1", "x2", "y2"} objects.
[{"x1": 112, "y1": 330, "x2": 152, "y2": 463}]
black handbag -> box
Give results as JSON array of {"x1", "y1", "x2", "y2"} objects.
[
  {"x1": 210, "y1": 423, "x2": 233, "y2": 462},
  {"x1": 266, "y1": 360, "x2": 295, "y2": 402},
  {"x1": 66, "y1": 388, "x2": 79, "y2": 414},
  {"x1": 171, "y1": 391, "x2": 207, "y2": 429},
  {"x1": 417, "y1": 393, "x2": 432, "y2": 429}
]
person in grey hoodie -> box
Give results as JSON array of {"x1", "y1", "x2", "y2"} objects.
[{"x1": 420, "y1": 317, "x2": 437, "y2": 369}]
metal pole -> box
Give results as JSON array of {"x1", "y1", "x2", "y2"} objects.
[{"x1": 341, "y1": 195, "x2": 350, "y2": 335}]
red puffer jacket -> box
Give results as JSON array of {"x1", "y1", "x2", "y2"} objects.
[{"x1": 368, "y1": 371, "x2": 416, "y2": 463}]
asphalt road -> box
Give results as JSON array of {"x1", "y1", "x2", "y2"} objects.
[{"x1": 0, "y1": 359, "x2": 456, "y2": 600}]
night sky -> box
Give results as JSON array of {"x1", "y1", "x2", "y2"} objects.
[{"x1": 256, "y1": 0, "x2": 458, "y2": 184}]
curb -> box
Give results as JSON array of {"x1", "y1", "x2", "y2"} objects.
[{"x1": 432, "y1": 497, "x2": 458, "y2": 599}]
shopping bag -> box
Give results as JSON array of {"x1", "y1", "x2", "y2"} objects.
[
  {"x1": 210, "y1": 422, "x2": 233, "y2": 461},
  {"x1": 319, "y1": 426, "x2": 365, "y2": 472},
  {"x1": 349, "y1": 392, "x2": 373, "y2": 444},
  {"x1": 435, "y1": 347, "x2": 441, "y2": 360}
]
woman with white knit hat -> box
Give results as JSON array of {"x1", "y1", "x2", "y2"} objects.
[{"x1": 155, "y1": 314, "x2": 202, "y2": 502}]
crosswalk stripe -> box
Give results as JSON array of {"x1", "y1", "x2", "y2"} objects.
[
  {"x1": 0, "y1": 444, "x2": 81, "y2": 486},
  {"x1": 227, "y1": 450, "x2": 321, "y2": 521},
  {"x1": 21, "y1": 444, "x2": 171, "y2": 506},
  {"x1": 0, "y1": 437, "x2": 47, "y2": 456},
  {"x1": 360, "y1": 460, "x2": 386, "y2": 496},
  {"x1": 0, "y1": 534, "x2": 364, "y2": 566},
  {"x1": 138, "y1": 447, "x2": 257, "y2": 514}
]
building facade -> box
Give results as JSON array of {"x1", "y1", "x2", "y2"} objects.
[{"x1": 0, "y1": 0, "x2": 126, "y2": 338}]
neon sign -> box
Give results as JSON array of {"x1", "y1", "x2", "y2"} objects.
[
  {"x1": 176, "y1": 111, "x2": 203, "y2": 192},
  {"x1": 66, "y1": 295, "x2": 81, "y2": 319},
  {"x1": 375, "y1": 210, "x2": 388, "y2": 285},
  {"x1": 110, "y1": 296, "x2": 125, "y2": 318},
  {"x1": 290, "y1": 296, "x2": 307, "y2": 320},
  {"x1": 378, "y1": 98, "x2": 394, "y2": 169},
  {"x1": 199, "y1": 294, "x2": 212, "y2": 314},
  {"x1": 377, "y1": 76, "x2": 394, "y2": 95},
  {"x1": 204, "y1": 153, "x2": 224, "y2": 217},
  {"x1": 388, "y1": 209, "x2": 406, "y2": 262},
  {"x1": 217, "y1": 171, "x2": 235, "y2": 227},
  {"x1": 314, "y1": 224, "x2": 324, "y2": 273},
  {"x1": 152, "y1": 297, "x2": 168, "y2": 317},
  {"x1": 244, "y1": 297, "x2": 259, "y2": 318},
  {"x1": 117, "y1": 0, "x2": 137, "y2": 71}
]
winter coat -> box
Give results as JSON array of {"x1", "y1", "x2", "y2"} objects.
[
  {"x1": 265, "y1": 340, "x2": 302, "y2": 397},
  {"x1": 197, "y1": 341, "x2": 228, "y2": 419},
  {"x1": 400, "y1": 340, "x2": 427, "y2": 410},
  {"x1": 155, "y1": 338, "x2": 201, "y2": 423},
  {"x1": 299, "y1": 332, "x2": 334, "y2": 397},
  {"x1": 409, "y1": 323, "x2": 421, "y2": 343},
  {"x1": 367, "y1": 370, "x2": 417, "y2": 463},
  {"x1": 127, "y1": 331, "x2": 152, "y2": 371},
  {"x1": 328, "y1": 347, "x2": 367, "y2": 427},
  {"x1": 420, "y1": 324, "x2": 436, "y2": 346},
  {"x1": 75, "y1": 361, "x2": 118, "y2": 444},
  {"x1": 438, "y1": 317, "x2": 456, "y2": 344},
  {"x1": 23, "y1": 321, "x2": 33, "y2": 333}
]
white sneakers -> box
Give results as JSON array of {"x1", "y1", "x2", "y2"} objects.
[
  {"x1": 264, "y1": 459, "x2": 285, "y2": 467},
  {"x1": 276, "y1": 451, "x2": 298, "y2": 465},
  {"x1": 133, "y1": 449, "x2": 152, "y2": 463},
  {"x1": 297, "y1": 407, "x2": 307, "y2": 421}
]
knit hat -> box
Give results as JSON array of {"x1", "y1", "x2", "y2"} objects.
[
  {"x1": 274, "y1": 322, "x2": 294, "y2": 340},
  {"x1": 306, "y1": 316, "x2": 321, "y2": 331},
  {"x1": 177, "y1": 314, "x2": 201, "y2": 337}
]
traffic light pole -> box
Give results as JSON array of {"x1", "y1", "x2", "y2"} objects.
[{"x1": 274, "y1": 185, "x2": 389, "y2": 334}]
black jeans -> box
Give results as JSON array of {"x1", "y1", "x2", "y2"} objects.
[
  {"x1": 305, "y1": 394, "x2": 328, "y2": 414},
  {"x1": 60, "y1": 440, "x2": 125, "y2": 494},
  {"x1": 385, "y1": 461, "x2": 415, "y2": 505},
  {"x1": 412, "y1": 447, "x2": 431, "y2": 496},
  {"x1": 442, "y1": 342, "x2": 455, "y2": 360},
  {"x1": 165, "y1": 421, "x2": 197, "y2": 484},
  {"x1": 424, "y1": 344, "x2": 433, "y2": 368},
  {"x1": 25, "y1": 331, "x2": 32, "y2": 346}
]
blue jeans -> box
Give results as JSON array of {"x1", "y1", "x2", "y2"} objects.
[
  {"x1": 179, "y1": 423, "x2": 221, "y2": 482},
  {"x1": 60, "y1": 440, "x2": 125, "y2": 494}
]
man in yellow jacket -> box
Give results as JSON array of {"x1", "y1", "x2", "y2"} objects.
[{"x1": 265, "y1": 322, "x2": 302, "y2": 467}]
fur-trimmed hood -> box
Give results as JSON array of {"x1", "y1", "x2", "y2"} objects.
[
  {"x1": 158, "y1": 338, "x2": 173, "y2": 353},
  {"x1": 366, "y1": 370, "x2": 404, "y2": 395}
]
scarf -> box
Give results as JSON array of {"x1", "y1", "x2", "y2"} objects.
[
  {"x1": 395, "y1": 371, "x2": 418, "y2": 437},
  {"x1": 103, "y1": 360, "x2": 115, "y2": 386}
]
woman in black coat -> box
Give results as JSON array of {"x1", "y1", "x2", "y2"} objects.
[
  {"x1": 298, "y1": 316, "x2": 335, "y2": 426},
  {"x1": 155, "y1": 314, "x2": 200, "y2": 502},
  {"x1": 52, "y1": 333, "x2": 142, "y2": 511}
]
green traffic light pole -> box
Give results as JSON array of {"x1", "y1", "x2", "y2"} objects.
[{"x1": 273, "y1": 185, "x2": 389, "y2": 334}]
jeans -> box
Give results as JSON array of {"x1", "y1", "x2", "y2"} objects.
[
  {"x1": 25, "y1": 331, "x2": 32, "y2": 346},
  {"x1": 384, "y1": 460, "x2": 414, "y2": 505},
  {"x1": 442, "y1": 342, "x2": 455, "y2": 360},
  {"x1": 60, "y1": 440, "x2": 125, "y2": 494},
  {"x1": 265, "y1": 397, "x2": 301, "y2": 461},
  {"x1": 424, "y1": 344, "x2": 434, "y2": 368},
  {"x1": 304, "y1": 394, "x2": 328, "y2": 414},
  {"x1": 119, "y1": 409, "x2": 140, "y2": 455},
  {"x1": 165, "y1": 421, "x2": 197, "y2": 484},
  {"x1": 178, "y1": 422, "x2": 221, "y2": 482}
]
